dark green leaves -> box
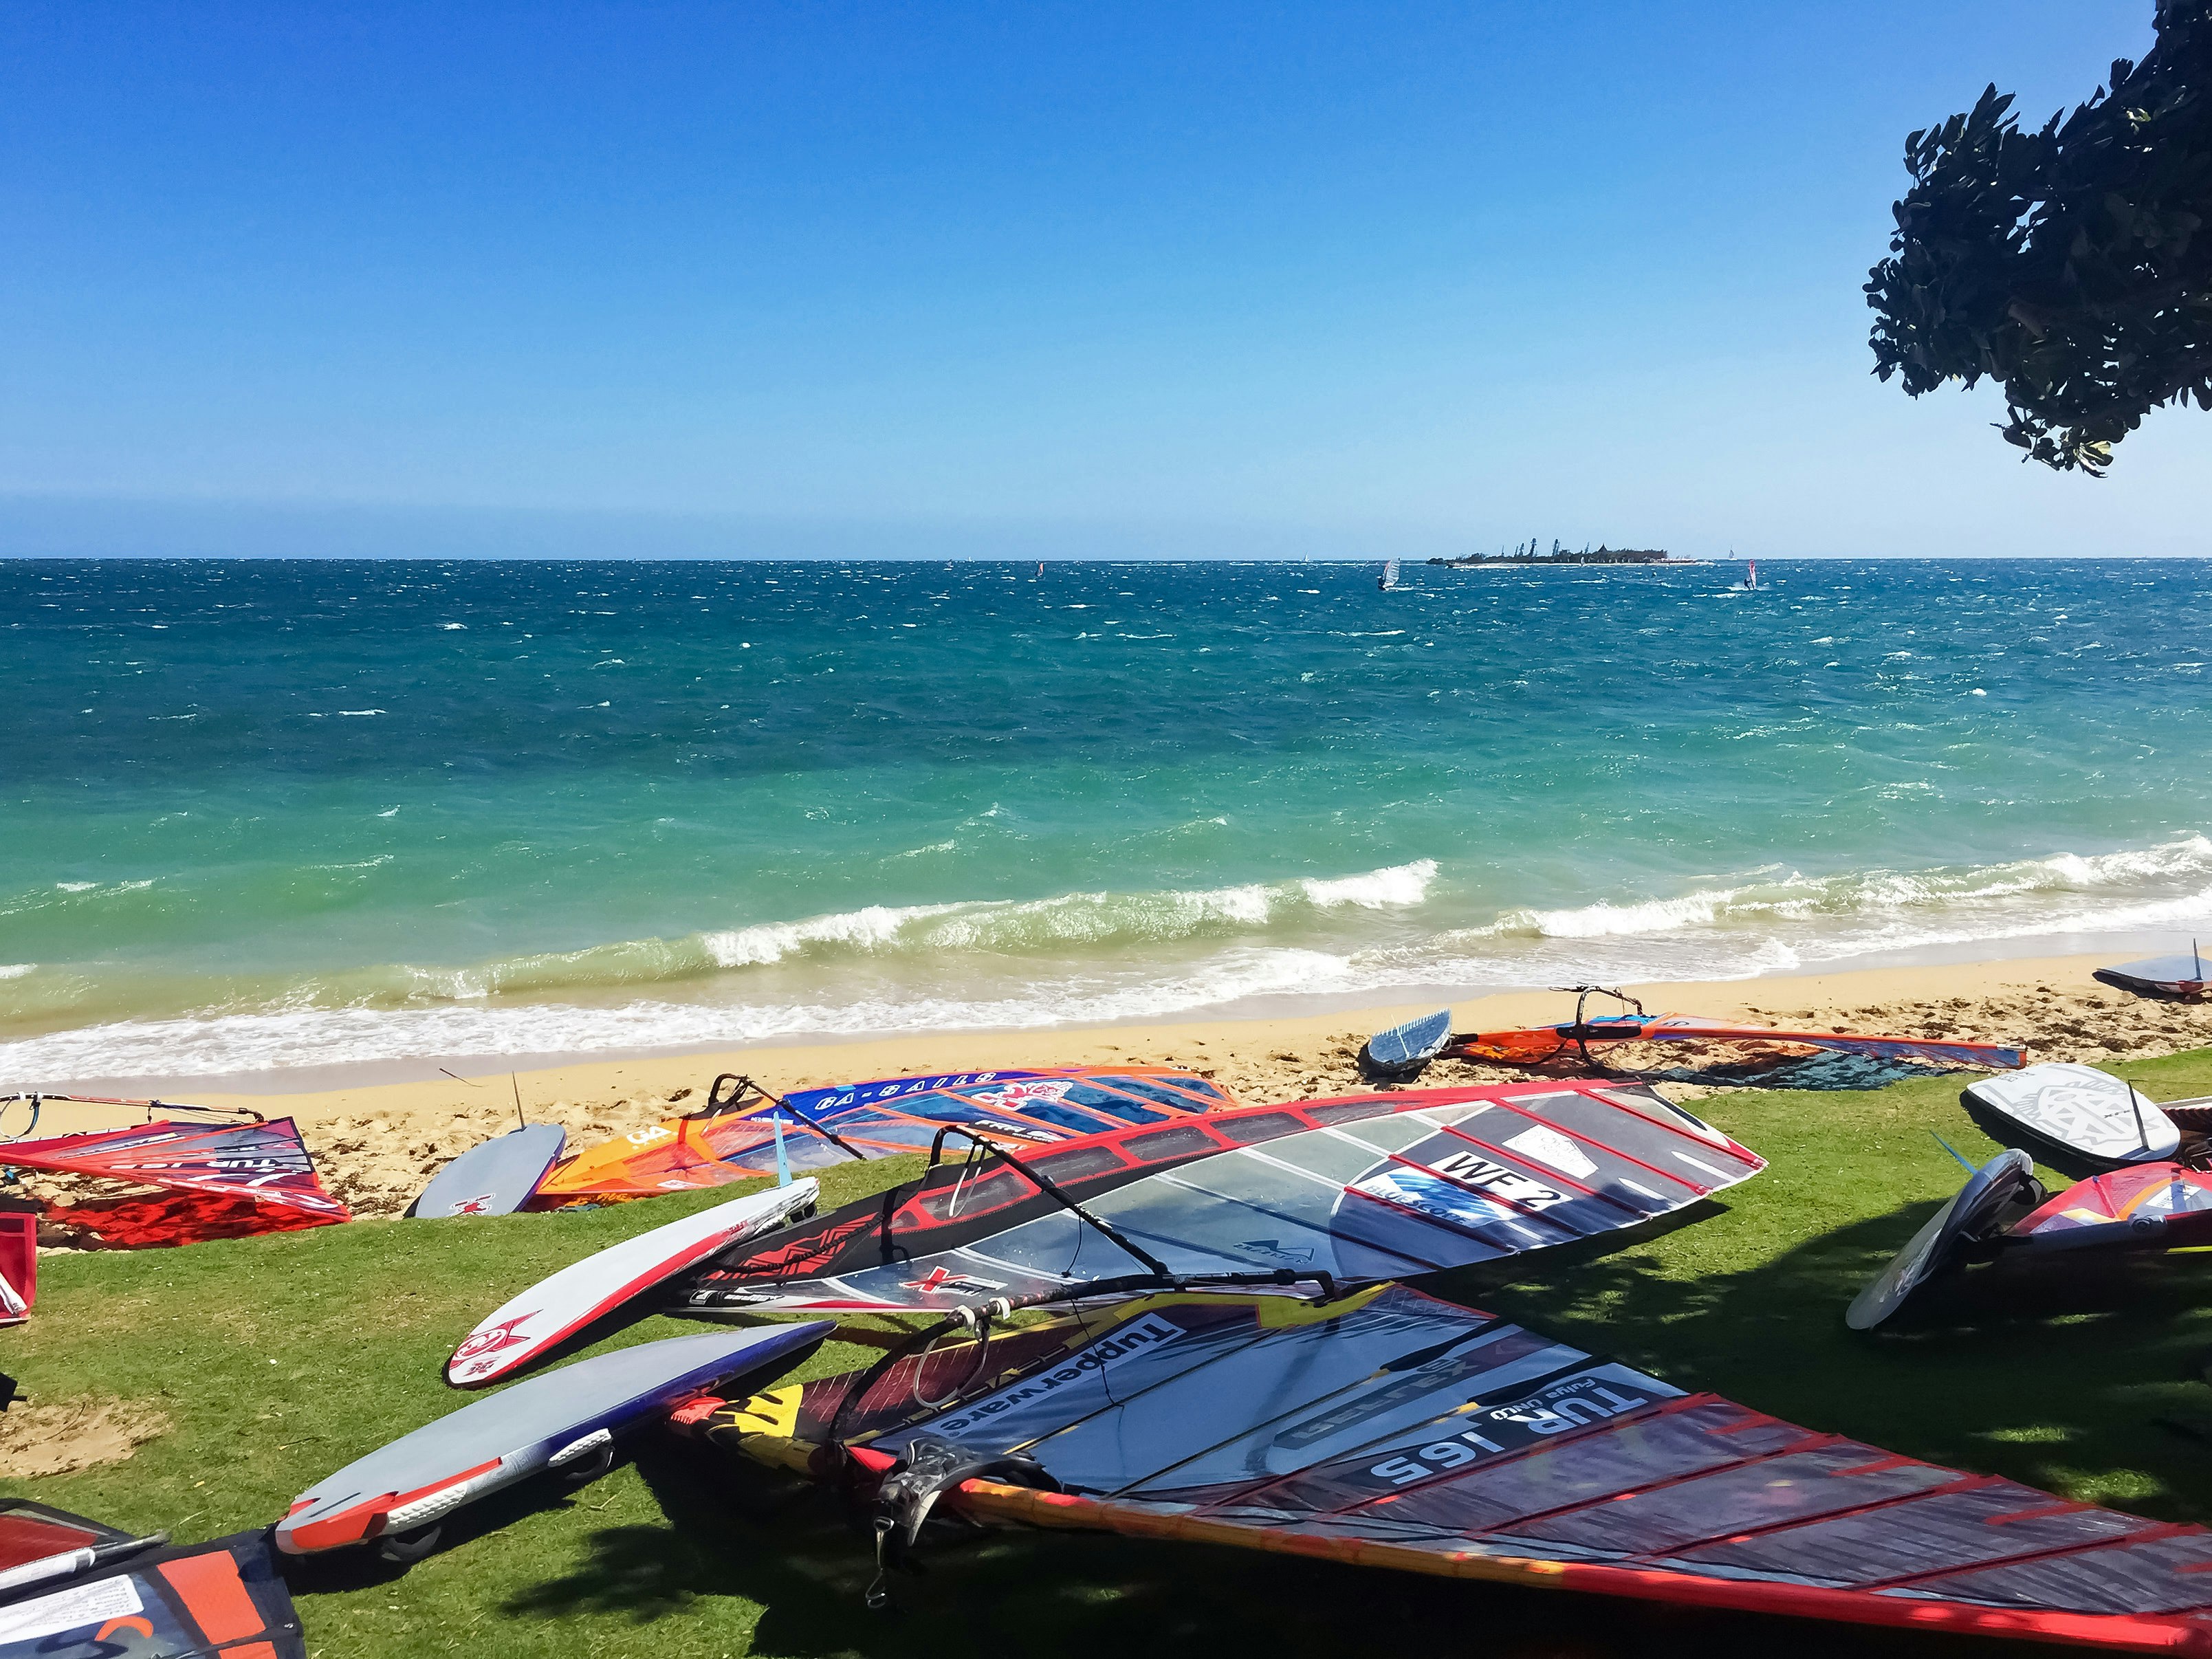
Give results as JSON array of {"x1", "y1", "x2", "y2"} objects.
[{"x1": 1866, "y1": 0, "x2": 2212, "y2": 474}]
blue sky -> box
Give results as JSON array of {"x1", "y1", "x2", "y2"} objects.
[{"x1": 2, "y1": 1, "x2": 2200, "y2": 558}]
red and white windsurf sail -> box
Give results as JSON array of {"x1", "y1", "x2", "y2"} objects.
[
  {"x1": 670, "y1": 1080, "x2": 1764, "y2": 1318},
  {"x1": 2, "y1": 1118, "x2": 349, "y2": 1224}
]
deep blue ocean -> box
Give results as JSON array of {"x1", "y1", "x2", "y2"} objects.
[{"x1": 5, "y1": 557, "x2": 2211, "y2": 1083}]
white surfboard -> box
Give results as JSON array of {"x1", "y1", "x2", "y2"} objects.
[
  {"x1": 281, "y1": 1324, "x2": 829, "y2": 1555},
  {"x1": 446, "y1": 1179, "x2": 818, "y2": 1388},
  {"x1": 412, "y1": 1123, "x2": 567, "y2": 1219},
  {"x1": 1963, "y1": 1063, "x2": 2180, "y2": 1166}
]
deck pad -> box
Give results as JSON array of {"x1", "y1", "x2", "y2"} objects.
[{"x1": 1964, "y1": 1064, "x2": 2179, "y2": 1166}]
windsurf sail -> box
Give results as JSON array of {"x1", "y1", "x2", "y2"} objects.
[
  {"x1": 2013, "y1": 1161, "x2": 2212, "y2": 1252},
  {"x1": 2094, "y1": 948, "x2": 2209, "y2": 1002},
  {"x1": 37, "y1": 1188, "x2": 345, "y2": 1250},
  {"x1": 693, "y1": 1284, "x2": 2212, "y2": 1652},
  {"x1": 668, "y1": 1080, "x2": 1763, "y2": 1319},
  {"x1": 0, "y1": 1215, "x2": 32, "y2": 1326},
  {"x1": 0, "y1": 1528, "x2": 305, "y2": 1659},
  {"x1": 532, "y1": 1067, "x2": 1236, "y2": 1206},
  {"x1": 0, "y1": 1500, "x2": 160, "y2": 1599},
  {"x1": 1, "y1": 1118, "x2": 349, "y2": 1241},
  {"x1": 1370, "y1": 989, "x2": 2024, "y2": 1077}
]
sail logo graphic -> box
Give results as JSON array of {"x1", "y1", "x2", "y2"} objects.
[
  {"x1": 1364, "y1": 1370, "x2": 1656, "y2": 1486},
  {"x1": 1427, "y1": 1150, "x2": 1568, "y2": 1210},
  {"x1": 1353, "y1": 1169, "x2": 1517, "y2": 1227},
  {"x1": 898, "y1": 1265, "x2": 1007, "y2": 1296},
  {"x1": 968, "y1": 1079, "x2": 1075, "y2": 1114},
  {"x1": 449, "y1": 1315, "x2": 536, "y2": 1381},
  {"x1": 933, "y1": 1313, "x2": 1182, "y2": 1435}
]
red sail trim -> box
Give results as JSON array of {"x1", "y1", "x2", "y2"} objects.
[
  {"x1": 1427, "y1": 1120, "x2": 1650, "y2": 1218},
  {"x1": 1465, "y1": 1091, "x2": 1746, "y2": 1195},
  {"x1": 950, "y1": 1482, "x2": 2212, "y2": 1653}
]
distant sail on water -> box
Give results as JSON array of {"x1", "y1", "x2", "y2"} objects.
[{"x1": 1379, "y1": 558, "x2": 1401, "y2": 591}]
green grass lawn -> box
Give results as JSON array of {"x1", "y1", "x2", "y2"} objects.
[{"x1": 14, "y1": 1056, "x2": 2212, "y2": 1658}]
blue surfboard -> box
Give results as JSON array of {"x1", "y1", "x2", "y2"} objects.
[
  {"x1": 412, "y1": 1123, "x2": 567, "y2": 1219},
  {"x1": 1362, "y1": 1009, "x2": 1453, "y2": 1074}
]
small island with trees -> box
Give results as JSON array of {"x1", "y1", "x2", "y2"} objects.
[{"x1": 1428, "y1": 540, "x2": 1690, "y2": 566}]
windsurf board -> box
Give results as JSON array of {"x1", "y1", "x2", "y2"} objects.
[
  {"x1": 1360, "y1": 1009, "x2": 1452, "y2": 1076},
  {"x1": 280, "y1": 1325, "x2": 829, "y2": 1555},
  {"x1": 1962, "y1": 1062, "x2": 2180, "y2": 1166},
  {"x1": 412, "y1": 1123, "x2": 568, "y2": 1219},
  {"x1": 2094, "y1": 952, "x2": 2209, "y2": 1002},
  {"x1": 448, "y1": 1178, "x2": 818, "y2": 1387},
  {"x1": 1847, "y1": 1148, "x2": 2040, "y2": 1330}
]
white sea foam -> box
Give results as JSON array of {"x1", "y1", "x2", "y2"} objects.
[
  {"x1": 0, "y1": 965, "x2": 32, "y2": 980},
  {"x1": 701, "y1": 903, "x2": 958, "y2": 967},
  {"x1": 1300, "y1": 859, "x2": 1437, "y2": 909},
  {"x1": 0, "y1": 945, "x2": 1360, "y2": 1079},
  {"x1": 13, "y1": 839, "x2": 2212, "y2": 1083},
  {"x1": 1474, "y1": 837, "x2": 2212, "y2": 943}
]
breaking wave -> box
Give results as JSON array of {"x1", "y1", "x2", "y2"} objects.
[
  {"x1": 360, "y1": 859, "x2": 1445, "y2": 1001},
  {"x1": 1472, "y1": 837, "x2": 2212, "y2": 942},
  {"x1": 9, "y1": 839, "x2": 2212, "y2": 1083},
  {"x1": 0, "y1": 946, "x2": 1362, "y2": 1080}
]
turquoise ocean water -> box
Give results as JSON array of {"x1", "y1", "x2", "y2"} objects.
[{"x1": 4, "y1": 557, "x2": 2211, "y2": 1084}]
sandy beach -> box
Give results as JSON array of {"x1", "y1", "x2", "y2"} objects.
[{"x1": 19, "y1": 949, "x2": 2211, "y2": 1224}]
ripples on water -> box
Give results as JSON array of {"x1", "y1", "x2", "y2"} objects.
[{"x1": 3, "y1": 557, "x2": 2209, "y2": 1077}]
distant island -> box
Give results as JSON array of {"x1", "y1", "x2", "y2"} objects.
[{"x1": 1430, "y1": 542, "x2": 1695, "y2": 567}]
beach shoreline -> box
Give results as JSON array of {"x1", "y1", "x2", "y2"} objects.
[
  {"x1": 18, "y1": 948, "x2": 2212, "y2": 1224},
  {"x1": 30, "y1": 934, "x2": 2200, "y2": 1101}
]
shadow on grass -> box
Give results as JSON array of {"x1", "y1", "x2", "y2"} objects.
[
  {"x1": 513, "y1": 1445, "x2": 2022, "y2": 1659},
  {"x1": 1457, "y1": 1196, "x2": 2212, "y2": 1521},
  {"x1": 284, "y1": 1465, "x2": 624, "y2": 1596}
]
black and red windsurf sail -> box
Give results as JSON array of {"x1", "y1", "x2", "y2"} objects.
[{"x1": 699, "y1": 1285, "x2": 2212, "y2": 1654}]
